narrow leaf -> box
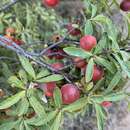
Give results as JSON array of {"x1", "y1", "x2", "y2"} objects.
[
  {"x1": 36, "y1": 74, "x2": 63, "y2": 83},
  {"x1": 63, "y1": 97, "x2": 87, "y2": 112},
  {"x1": 50, "y1": 112, "x2": 62, "y2": 130},
  {"x1": 95, "y1": 56, "x2": 115, "y2": 74},
  {"x1": 54, "y1": 87, "x2": 62, "y2": 108},
  {"x1": 85, "y1": 58, "x2": 94, "y2": 82},
  {"x1": 104, "y1": 70, "x2": 122, "y2": 94},
  {"x1": 36, "y1": 69, "x2": 50, "y2": 79},
  {"x1": 64, "y1": 47, "x2": 92, "y2": 59},
  {"x1": 8, "y1": 76, "x2": 25, "y2": 89},
  {"x1": 84, "y1": 20, "x2": 93, "y2": 35},
  {"x1": 0, "y1": 91, "x2": 25, "y2": 109},
  {"x1": 18, "y1": 55, "x2": 36, "y2": 79},
  {"x1": 29, "y1": 96, "x2": 46, "y2": 118}
]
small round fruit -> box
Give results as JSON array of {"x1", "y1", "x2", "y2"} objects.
[
  {"x1": 13, "y1": 39, "x2": 24, "y2": 46},
  {"x1": 120, "y1": 0, "x2": 130, "y2": 11},
  {"x1": 45, "y1": 82, "x2": 56, "y2": 93},
  {"x1": 66, "y1": 24, "x2": 81, "y2": 36},
  {"x1": 5, "y1": 27, "x2": 15, "y2": 34},
  {"x1": 61, "y1": 84, "x2": 80, "y2": 104},
  {"x1": 80, "y1": 35, "x2": 97, "y2": 51},
  {"x1": 45, "y1": 91, "x2": 53, "y2": 97},
  {"x1": 43, "y1": 0, "x2": 59, "y2": 7},
  {"x1": 101, "y1": 101, "x2": 112, "y2": 108},
  {"x1": 55, "y1": 49, "x2": 65, "y2": 59},
  {"x1": 73, "y1": 57, "x2": 86, "y2": 68},
  {"x1": 51, "y1": 62, "x2": 64, "y2": 71},
  {"x1": 43, "y1": 82, "x2": 56, "y2": 97},
  {"x1": 92, "y1": 65, "x2": 104, "y2": 81}
]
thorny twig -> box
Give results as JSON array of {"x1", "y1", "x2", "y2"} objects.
[{"x1": 0, "y1": 35, "x2": 72, "y2": 83}]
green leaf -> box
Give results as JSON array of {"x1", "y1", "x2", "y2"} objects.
[
  {"x1": 91, "y1": 4, "x2": 97, "y2": 18},
  {"x1": 36, "y1": 74, "x2": 63, "y2": 83},
  {"x1": 64, "y1": 47, "x2": 92, "y2": 59},
  {"x1": 36, "y1": 69, "x2": 50, "y2": 79},
  {"x1": 63, "y1": 97, "x2": 88, "y2": 112},
  {"x1": 95, "y1": 104, "x2": 106, "y2": 130},
  {"x1": 29, "y1": 96, "x2": 46, "y2": 118},
  {"x1": 2, "y1": 62, "x2": 12, "y2": 79},
  {"x1": 54, "y1": 87, "x2": 62, "y2": 108},
  {"x1": 113, "y1": 54, "x2": 130, "y2": 78},
  {"x1": 84, "y1": 20, "x2": 93, "y2": 35},
  {"x1": 104, "y1": 70, "x2": 122, "y2": 94},
  {"x1": 0, "y1": 121, "x2": 16, "y2": 130},
  {"x1": 8, "y1": 76, "x2": 25, "y2": 89},
  {"x1": 90, "y1": 78, "x2": 105, "y2": 94},
  {"x1": 84, "y1": 82, "x2": 94, "y2": 92},
  {"x1": 93, "y1": 14, "x2": 109, "y2": 23},
  {"x1": 50, "y1": 112, "x2": 62, "y2": 130},
  {"x1": 104, "y1": 92, "x2": 126, "y2": 102},
  {"x1": 18, "y1": 69, "x2": 28, "y2": 84},
  {"x1": 16, "y1": 97, "x2": 29, "y2": 116},
  {"x1": 0, "y1": 91, "x2": 25, "y2": 109},
  {"x1": 26, "y1": 110, "x2": 58, "y2": 126},
  {"x1": 95, "y1": 56, "x2": 115, "y2": 74},
  {"x1": 93, "y1": 35, "x2": 107, "y2": 54},
  {"x1": 18, "y1": 55, "x2": 36, "y2": 79},
  {"x1": 85, "y1": 58, "x2": 94, "y2": 82},
  {"x1": 90, "y1": 92, "x2": 126, "y2": 103},
  {"x1": 24, "y1": 121, "x2": 32, "y2": 130}
]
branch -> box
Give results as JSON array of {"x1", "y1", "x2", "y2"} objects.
[{"x1": 0, "y1": 0, "x2": 21, "y2": 12}]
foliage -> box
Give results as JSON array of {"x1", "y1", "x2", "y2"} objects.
[{"x1": 0, "y1": 0, "x2": 130, "y2": 130}]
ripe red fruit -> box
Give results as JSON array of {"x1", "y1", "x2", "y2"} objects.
[
  {"x1": 92, "y1": 65, "x2": 104, "y2": 81},
  {"x1": 120, "y1": 0, "x2": 130, "y2": 11},
  {"x1": 73, "y1": 57, "x2": 86, "y2": 68},
  {"x1": 55, "y1": 49, "x2": 65, "y2": 59},
  {"x1": 44, "y1": 82, "x2": 56, "y2": 97},
  {"x1": 101, "y1": 101, "x2": 112, "y2": 108},
  {"x1": 5, "y1": 27, "x2": 15, "y2": 34},
  {"x1": 80, "y1": 35, "x2": 97, "y2": 51},
  {"x1": 43, "y1": 0, "x2": 59, "y2": 7},
  {"x1": 66, "y1": 24, "x2": 81, "y2": 36},
  {"x1": 13, "y1": 39, "x2": 24, "y2": 46},
  {"x1": 46, "y1": 49, "x2": 65, "y2": 59},
  {"x1": 51, "y1": 62, "x2": 64, "y2": 71},
  {"x1": 82, "y1": 65, "x2": 104, "y2": 81},
  {"x1": 61, "y1": 84, "x2": 80, "y2": 104}
]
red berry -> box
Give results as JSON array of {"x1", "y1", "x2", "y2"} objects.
[
  {"x1": 82, "y1": 65, "x2": 104, "y2": 81},
  {"x1": 42, "y1": 82, "x2": 56, "y2": 97},
  {"x1": 46, "y1": 49, "x2": 65, "y2": 59},
  {"x1": 55, "y1": 49, "x2": 65, "y2": 59},
  {"x1": 61, "y1": 84, "x2": 80, "y2": 104},
  {"x1": 51, "y1": 62, "x2": 64, "y2": 71},
  {"x1": 13, "y1": 39, "x2": 24, "y2": 46},
  {"x1": 45, "y1": 82, "x2": 56, "y2": 93},
  {"x1": 5, "y1": 27, "x2": 15, "y2": 34},
  {"x1": 120, "y1": 0, "x2": 130, "y2": 11},
  {"x1": 92, "y1": 65, "x2": 104, "y2": 81},
  {"x1": 45, "y1": 91, "x2": 53, "y2": 97},
  {"x1": 101, "y1": 101, "x2": 112, "y2": 108},
  {"x1": 73, "y1": 57, "x2": 86, "y2": 68},
  {"x1": 43, "y1": 0, "x2": 59, "y2": 7},
  {"x1": 46, "y1": 49, "x2": 54, "y2": 59},
  {"x1": 80, "y1": 35, "x2": 97, "y2": 51},
  {"x1": 66, "y1": 24, "x2": 81, "y2": 36}
]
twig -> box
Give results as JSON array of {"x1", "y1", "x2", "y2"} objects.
[{"x1": 0, "y1": 0, "x2": 20, "y2": 12}]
